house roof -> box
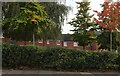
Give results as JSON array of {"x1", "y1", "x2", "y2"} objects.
[{"x1": 61, "y1": 34, "x2": 73, "y2": 41}]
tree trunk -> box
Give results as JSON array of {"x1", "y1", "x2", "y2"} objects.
[
  {"x1": 43, "y1": 39, "x2": 45, "y2": 46},
  {"x1": 43, "y1": 35, "x2": 45, "y2": 46},
  {"x1": 90, "y1": 44, "x2": 92, "y2": 50},
  {"x1": 83, "y1": 46, "x2": 85, "y2": 50},
  {"x1": 25, "y1": 41, "x2": 26, "y2": 45},
  {"x1": 110, "y1": 32, "x2": 112, "y2": 51},
  {"x1": 33, "y1": 33, "x2": 35, "y2": 45}
]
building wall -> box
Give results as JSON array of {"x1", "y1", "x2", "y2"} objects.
[
  {"x1": 1, "y1": 38, "x2": 100, "y2": 50},
  {"x1": 1, "y1": 38, "x2": 98, "y2": 50}
]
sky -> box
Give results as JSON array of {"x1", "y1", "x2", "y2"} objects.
[{"x1": 62, "y1": 0, "x2": 104, "y2": 34}]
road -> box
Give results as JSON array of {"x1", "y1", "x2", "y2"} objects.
[{"x1": 2, "y1": 69, "x2": 120, "y2": 76}]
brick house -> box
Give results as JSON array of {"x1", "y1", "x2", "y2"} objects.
[
  {"x1": 17, "y1": 34, "x2": 98, "y2": 50},
  {"x1": 1, "y1": 34, "x2": 99, "y2": 50}
]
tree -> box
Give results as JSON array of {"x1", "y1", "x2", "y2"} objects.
[
  {"x1": 2, "y1": 2, "x2": 20, "y2": 19},
  {"x1": 2, "y1": 2, "x2": 70, "y2": 41},
  {"x1": 97, "y1": 32, "x2": 118, "y2": 50},
  {"x1": 2, "y1": 2, "x2": 54, "y2": 42},
  {"x1": 94, "y1": 2, "x2": 120, "y2": 51},
  {"x1": 41, "y1": 2, "x2": 70, "y2": 40},
  {"x1": 69, "y1": 1, "x2": 94, "y2": 50}
]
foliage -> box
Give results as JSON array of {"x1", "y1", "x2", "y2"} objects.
[
  {"x1": 2, "y1": 2, "x2": 70, "y2": 41},
  {"x1": 2, "y1": 2, "x2": 20, "y2": 18},
  {"x1": 97, "y1": 32, "x2": 118, "y2": 50},
  {"x1": 41, "y1": 2, "x2": 70, "y2": 40},
  {"x1": 94, "y1": 2, "x2": 120, "y2": 32},
  {"x1": 116, "y1": 32, "x2": 120, "y2": 45},
  {"x1": 69, "y1": 1, "x2": 95, "y2": 49},
  {"x1": 3, "y1": 2, "x2": 54, "y2": 41},
  {"x1": 2, "y1": 43, "x2": 119, "y2": 71},
  {"x1": 94, "y1": 2, "x2": 120, "y2": 50},
  {"x1": 115, "y1": 54, "x2": 120, "y2": 70},
  {"x1": 2, "y1": 43, "x2": 46, "y2": 68},
  {"x1": 2, "y1": 2, "x2": 55, "y2": 41}
]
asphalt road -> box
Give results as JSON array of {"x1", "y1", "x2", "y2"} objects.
[{"x1": 2, "y1": 69, "x2": 120, "y2": 76}]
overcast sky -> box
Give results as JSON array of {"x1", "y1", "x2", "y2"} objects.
[{"x1": 62, "y1": 0, "x2": 104, "y2": 34}]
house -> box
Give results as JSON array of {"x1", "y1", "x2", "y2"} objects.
[
  {"x1": 1, "y1": 34, "x2": 99, "y2": 50},
  {"x1": 17, "y1": 34, "x2": 98, "y2": 50}
]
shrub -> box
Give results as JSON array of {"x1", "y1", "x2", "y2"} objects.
[
  {"x1": 115, "y1": 54, "x2": 120, "y2": 70},
  {"x1": 2, "y1": 43, "x2": 119, "y2": 71},
  {"x1": 85, "y1": 52, "x2": 118, "y2": 70},
  {"x1": 2, "y1": 43, "x2": 21, "y2": 68},
  {"x1": 2, "y1": 43, "x2": 46, "y2": 68}
]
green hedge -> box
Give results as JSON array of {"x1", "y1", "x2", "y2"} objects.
[
  {"x1": 2, "y1": 43, "x2": 119, "y2": 71},
  {"x1": 115, "y1": 54, "x2": 120, "y2": 70}
]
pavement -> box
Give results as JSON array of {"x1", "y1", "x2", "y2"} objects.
[{"x1": 2, "y1": 69, "x2": 120, "y2": 76}]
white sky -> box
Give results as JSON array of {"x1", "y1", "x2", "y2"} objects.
[{"x1": 62, "y1": 0, "x2": 104, "y2": 34}]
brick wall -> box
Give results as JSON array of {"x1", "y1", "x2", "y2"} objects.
[{"x1": 1, "y1": 38, "x2": 101, "y2": 50}]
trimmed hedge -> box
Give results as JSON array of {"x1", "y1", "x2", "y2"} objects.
[
  {"x1": 115, "y1": 54, "x2": 120, "y2": 70},
  {"x1": 2, "y1": 43, "x2": 120, "y2": 71}
]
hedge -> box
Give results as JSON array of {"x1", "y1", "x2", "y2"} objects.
[
  {"x1": 115, "y1": 54, "x2": 120, "y2": 70},
  {"x1": 2, "y1": 43, "x2": 120, "y2": 71}
]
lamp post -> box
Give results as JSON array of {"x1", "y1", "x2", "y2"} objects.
[
  {"x1": 110, "y1": 31, "x2": 113, "y2": 51},
  {"x1": 33, "y1": 33, "x2": 35, "y2": 45},
  {"x1": 31, "y1": 20, "x2": 36, "y2": 45}
]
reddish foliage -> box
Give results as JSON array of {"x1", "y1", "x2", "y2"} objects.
[{"x1": 94, "y1": 2, "x2": 120, "y2": 32}]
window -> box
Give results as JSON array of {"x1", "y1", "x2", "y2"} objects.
[
  {"x1": 56, "y1": 40, "x2": 61, "y2": 45},
  {"x1": 38, "y1": 40, "x2": 43, "y2": 43},
  {"x1": 47, "y1": 40, "x2": 50, "y2": 44},
  {"x1": 73, "y1": 42, "x2": 78, "y2": 46},
  {"x1": 64, "y1": 42, "x2": 67, "y2": 46}
]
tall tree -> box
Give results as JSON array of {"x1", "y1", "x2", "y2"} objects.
[
  {"x1": 94, "y1": 2, "x2": 120, "y2": 51},
  {"x1": 2, "y1": 2, "x2": 54, "y2": 42},
  {"x1": 69, "y1": 1, "x2": 94, "y2": 49},
  {"x1": 2, "y1": 2, "x2": 19, "y2": 19},
  {"x1": 2, "y1": 2, "x2": 70, "y2": 41},
  {"x1": 41, "y1": 2, "x2": 70, "y2": 40}
]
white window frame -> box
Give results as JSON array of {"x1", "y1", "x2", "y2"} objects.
[
  {"x1": 47, "y1": 40, "x2": 50, "y2": 44},
  {"x1": 73, "y1": 42, "x2": 78, "y2": 46},
  {"x1": 64, "y1": 42, "x2": 67, "y2": 47},
  {"x1": 56, "y1": 40, "x2": 61, "y2": 45},
  {"x1": 38, "y1": 40, "x2": 43, "y2": 43}
]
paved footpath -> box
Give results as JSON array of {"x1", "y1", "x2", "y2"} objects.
[{"x1": 2, "y1": 69, "x2": 120, "y2": 76}]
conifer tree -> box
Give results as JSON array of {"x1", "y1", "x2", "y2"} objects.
[{"x1": 69, "y1": 0, "x2": 94, "y2": 49}]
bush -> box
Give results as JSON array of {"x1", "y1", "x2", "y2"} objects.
[
  {"x1": 85, "y1": 52, "x2": 118, "y2": 70},
  {"x1": 2, "y1": 43, "x2": 21, "y2": 68},
  {"x1": 115, "y1": 54, "x2": 120, "y2": 70},
  {"x1": 2, "y1": 43, "x2": 46, "y2": 68},
  {"x1": 2, "y1": 43, "x2": 119, "y2": 71}
]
